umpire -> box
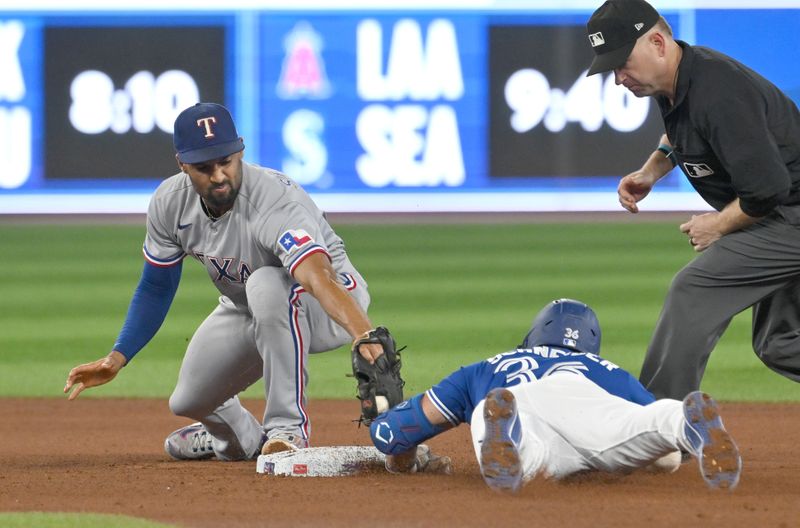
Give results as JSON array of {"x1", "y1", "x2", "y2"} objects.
[{"x1": 585, "y1": 0, "x2": 800, "y2": 398}]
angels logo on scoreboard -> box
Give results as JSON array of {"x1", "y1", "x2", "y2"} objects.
[{"x1": 276, "y1": 21, "x2": 332, "y2": 100}]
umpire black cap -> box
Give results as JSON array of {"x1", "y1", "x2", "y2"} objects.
[{"x1": 586, "y1": 0, "x2": 660, "y2": 76}]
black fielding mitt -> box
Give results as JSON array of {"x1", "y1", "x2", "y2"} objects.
[{"x1": 351, "y1": 327, "x2": 404, "y2": 425}]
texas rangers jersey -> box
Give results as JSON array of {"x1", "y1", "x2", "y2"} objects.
[
  {"x1": 426, "y1": 347, "x2": 655, "y2": 426},
  {"x1": 143, "y1": 162, "x2": 353, "y2": 306}
]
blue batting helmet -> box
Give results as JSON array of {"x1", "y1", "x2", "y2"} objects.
[{"x1": 519, "y1": 299, "x2": 601, "y2": 354}]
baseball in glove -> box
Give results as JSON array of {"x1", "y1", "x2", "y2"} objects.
[{"x1": 351, "y1": 327, "x2": 404, "y2": 425}]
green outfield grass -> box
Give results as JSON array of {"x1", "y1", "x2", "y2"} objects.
[
  {"x1": 0, "y1": 513, "x2": 176, "y2": 528},
  {"x1": 1, "y1": 222, "x2": 797, "y2": 401}
]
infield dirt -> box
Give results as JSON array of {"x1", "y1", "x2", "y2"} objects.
[{"x1": 3, "y1": 398, "x2": 799, "y2": 528}]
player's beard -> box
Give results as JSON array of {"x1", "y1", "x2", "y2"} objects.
[
  {"x1": 203, "y1": 183, "x2": 239, "y2": 212},
  {"x1": 202, "y1": 163, "x2": 243, "y2": 215}
]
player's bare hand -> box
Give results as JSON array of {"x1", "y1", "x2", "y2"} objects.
[
  {"x1": 357, "y1": 342, "x2": 384, "y2": 365},
  {"x1": 385, "y1": 449, "x2": 417, "y2": 473},
  {"x1": 680, "y1": 213, "x2": 722, "y2": 252},
  {"x1": 617, "y1": 170, "x2": 656, "y2": 213},
  {"x1": 385, "y1": 445, "x2": 453, "y2": 475},
  {"x1": 63, "y1": 351, "x2": 126, "y2": 400}
]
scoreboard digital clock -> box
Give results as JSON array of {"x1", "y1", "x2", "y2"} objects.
[{"x1": 44, "y1": 25, "x2": 225, "y2": 179}]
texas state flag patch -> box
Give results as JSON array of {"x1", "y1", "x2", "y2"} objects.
[{"x1": 279, "y1": 229, "x2": 314, "y2": 253}]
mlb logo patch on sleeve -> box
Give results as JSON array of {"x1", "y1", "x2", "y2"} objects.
[{"x1": 279, "y1": 229, "x2": 314, "y2": 252}]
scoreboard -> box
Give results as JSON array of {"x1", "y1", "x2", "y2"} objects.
[
  {"x1": 44, "y1": 24, "x2": 227, "y2": 180},
  {"x1": 1, "y1": 2, "x2": 799, "y2": 212}
]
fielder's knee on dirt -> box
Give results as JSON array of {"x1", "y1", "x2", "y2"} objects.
[
  {"x1": 168, "y1": 389, "x2": 217, "y2": 419},
  {"x1": 370, "y1": 394, "x2": 445, "y2": 456}
]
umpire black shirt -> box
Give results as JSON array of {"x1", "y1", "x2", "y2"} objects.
[{"x1": 657, "y1": 41, "x2": 800, "y2": 218}]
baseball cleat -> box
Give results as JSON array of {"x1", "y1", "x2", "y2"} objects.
[
  {"x1": 261, "y1": 433, "x2": 309, "y2": 455},
  {"x1": 682, "y1": 391, "x2": 742, "y2": 490},
  {"x1": 480, "y1": 388, "x2": 523, "y2": 493},
  {"x1": 164, "y1": 422, "x2": 215, "y2": 461}
]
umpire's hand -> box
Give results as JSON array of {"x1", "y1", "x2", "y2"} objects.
[
  {"x1": 64, "y1": 350, "x2": 127, "y2": 400},
  {"x1": 618, "y1": 170, "x2": 656, "y2": 213},
  {"x1": 680, "y1": 213, "x2": 723, "y2": 252}
]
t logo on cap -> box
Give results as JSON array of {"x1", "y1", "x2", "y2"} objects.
[
  {"x1": 173, "y1": 103, "x2": 245, "y2": 164},
  {"x1": 196, "y1": 116, "x2": 218, "y2": 138}
]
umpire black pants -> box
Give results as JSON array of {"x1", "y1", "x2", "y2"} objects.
[{"x1": 639, "y1": 208, "x2": 800, "y2": 399}]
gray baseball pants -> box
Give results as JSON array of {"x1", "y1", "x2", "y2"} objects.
[
  {"x1": 640, "y1": 207, "x2": 800, "y2": 399},
  {"x1": 167, "y1": 264, "x2": 369, "y2": 460}
]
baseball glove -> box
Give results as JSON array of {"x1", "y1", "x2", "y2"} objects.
[{"x1": 351, "y1": 326, "x2": 404, "y2": 425}]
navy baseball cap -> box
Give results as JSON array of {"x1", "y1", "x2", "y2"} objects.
[
  {"x1": 173, "y1": 103, "x2": 245, "y2": 164},
  {"x1": 586, "y1": 0, "x2": 660, "y2": 76}
]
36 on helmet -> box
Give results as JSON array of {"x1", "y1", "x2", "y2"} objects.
[{"x1": 519, "y1": 298, "x2": 601, "y2": 354}]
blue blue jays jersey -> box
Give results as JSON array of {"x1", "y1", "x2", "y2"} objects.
[{"x1": 426, "y1": 346, "x2": 655, "y2": 426}]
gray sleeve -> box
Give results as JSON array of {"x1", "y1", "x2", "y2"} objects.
[
  {"x1": 143, "y1": 194, "x2": 186, "y2": 267},
  {"x1": 259, "y1": 201, "x2": 330, "y2": 276}
]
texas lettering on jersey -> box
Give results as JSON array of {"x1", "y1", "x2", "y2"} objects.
[{"x1": 194, "y1": 252, "x2": 253, "y2": 283}]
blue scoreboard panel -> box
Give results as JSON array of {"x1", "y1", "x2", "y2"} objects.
[{"x1": 1, "y1": 4, "x2": 799, "y2": 212}]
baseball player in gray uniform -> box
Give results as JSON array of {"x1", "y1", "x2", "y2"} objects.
[
  {"x1": 64, "y1": 102, "x2": 387, "y2": 460},
  {"x1": 586, "y1": 0, "x2": 800, "y2": 399}
]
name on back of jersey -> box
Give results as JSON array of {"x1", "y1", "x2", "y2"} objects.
[{"x1": 486, "y1": 346, "x2": 620, "y2": 386}]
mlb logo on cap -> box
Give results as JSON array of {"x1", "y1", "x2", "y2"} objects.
[
  {"x1": 173, "y1": 102, "x2": 245, "y2": 164},
  {"x1": 588, "y1": 32, "x2": 605, "y2": 47}
]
